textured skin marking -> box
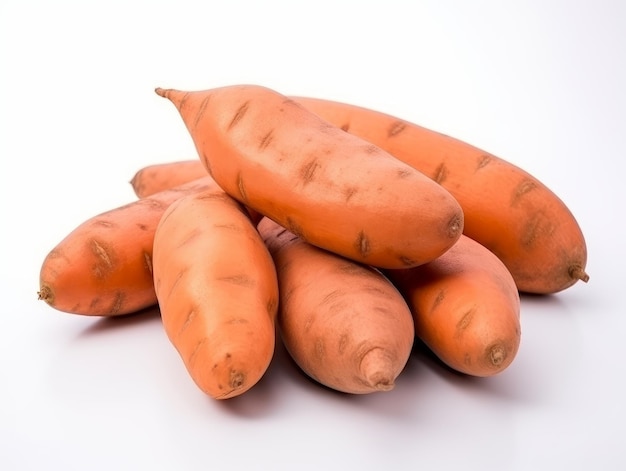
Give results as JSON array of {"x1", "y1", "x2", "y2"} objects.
[
  {"x1": 396, "y1": 167, "x2": 413, "y2": 179},
  {"x1": 237, "y1": 173, "x2": 247, "y2": 201},
  {"x1": 217, "y1": 274, "x2": 255, "y2": 287},
  {"x1": 476, "y1": 154, "x2": 492, "y2": 170},
  {"x1": 511, "y1": 179, "x2": 537, "y2": 206},
  {"x1": 355, "y1": 231, "x2": 371, "y2": 258},
  {"x1": 259, "y1": 130, "x2": 274, "y2": 150},
  {"x1": 300, "y1": 158, "x2": 321, "y2": 184},
  {"x1": 228, "y1": 101, "x2": 250, "y2": 130},
  {"x1": 433, "y1": 163, "x2": 449, "y2": 184},
  {"x1": 455, "y1": 307, "x2": 475, "y2": 338},
  {"x1": 431, "y1": 289, "x2": 446, "y2": 313},
  {"x1": 193, "y1": 94, "x2": 211, "y2": 129},
  {"x1": 388, "y1": 120, "x2": 406, "y2": 137}
]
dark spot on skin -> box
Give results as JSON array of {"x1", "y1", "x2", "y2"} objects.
[
  {"x1": 338, "y1": 333, "x2": 349, "y2": 355},
  {"x1": 353, "y1": 232, "x2": 371, "y2": 259},
  {"x1": 398, "y1": 255, "x2": 417, "y2": 267},
  {"x1": 282, "y1": 98, "x2": 302, "y2": 109},
  {"x1": 344, "y1": 186, "x2": 358, "y2": 202},
  {"x1": 317, "y1": 121, "x2": 336, "y2": 133},
  {"x1": 193, "y1": 94, "x2": 211, "y2": 129},
  {"x1": 476, "y1": 154, "x2": 492, "y2": 170},
  {"x1": 431, "y1": 289, "x2": 446, "y2": 313},
  {"x1": 177, "y1": 92, "x2": 191, "y2": 113},
  {"x1": 455, "y1": 307, "x2": 475, "y2": 338},
  {"x1": 108, "y1": 292, "x2": 124, "y2": 315},
  {"x1": 259, "y1": 130, "x2": 274, "y2": 150},
  {"x1": 520, "y1": 211, "x2": 554, "y2": 248},
  {"x1": 136, "y1": 223, "x2": 148, "y2": 231},
  {"x1": 396, "y1": 167, "x2": 413, "y2": 179},
  {"x1": 237, "y1": 173, "x2": 247, "y2": 201},
  {"x1": 300, "y1": 158, "x2": 321, "y2": 184},
  {"x1": 90, "y1": 239, "x2": 115, "y2": 278},
  {"x1": 388, "y1": 120, "x2": 406, "y2": 137},
  {"x1": 217, "y1": 274, "x2": 255, "y2": 287},
  {"x1": 228, "y1": 101, "x2": 250, "y2": 130},
  {"x1": 266, "y1": 297, "x2": 278, "y2": 316},
  {"x1": 340, "y1": 123, "x2": 350, "y2": 132},
  {"x1": 143, "y1": 252, "x2": 153, "y2": 275},
  {"x1": 433, "y1": 163, "x2": 448, "y2": 184},
  {"x1": 363, "y1": 144, "x2": 379, "y2": 154},
  {"x1": 93, "y1": 219, "x2": 116, "y2": 228},
  {"x1": 511, "y1": 179, "x2": 537, "y2": 206}
]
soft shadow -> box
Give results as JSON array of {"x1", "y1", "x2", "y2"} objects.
[
  {"x1": 407, "y1": 339, "x2": 529, "y2": 403},
  {"x1": 76, "y1": 304, "x2": 162, "y2": 338},
  {"x1": 211, "y1": 330, "x2": 309, "y2": 418}
]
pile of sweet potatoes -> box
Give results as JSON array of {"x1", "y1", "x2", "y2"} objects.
[{"x1": 38, "y1": 84, "x2": 588, "y2": 399}]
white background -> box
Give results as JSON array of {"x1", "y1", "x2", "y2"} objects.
[{"x1": 1, "y1": 1, "x2": 625, "y2": 470}]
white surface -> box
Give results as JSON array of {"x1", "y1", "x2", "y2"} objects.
[{"x1": 1, "y1": 1, "x2": 625, "y2": 470}]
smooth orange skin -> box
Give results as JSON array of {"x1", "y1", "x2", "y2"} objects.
[
  {"x1": 38, "y1": 177, "x2": 215, "y2": 316},
  {"x1": 153, "y1": 189, "x2": 278, "y2": 399},
  {"x1": 385, "y1": 235, "x2": 521, "y2": 377},
  {"x1": 294, "y1": 96, "x2": 588, "y2": 294},
  {"x1": 258, "y1": 217, "x2": 415, "y2": 394},
  {"x1": 130, "y1": 160, "x2": 209, "y2": 198},
  {"x1": 155, "y1": 85, "x2": 464, "y2": 270}
]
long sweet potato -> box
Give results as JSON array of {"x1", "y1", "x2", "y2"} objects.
[
  {"x1": 38, "y1": 177, "x2": 216, "y2": 316},
  {"x1": 258, "y1": 217, "x2": 415, "y2": 394},
  {"x1": 293, "y1": 96, "x2": 588, "y2": 294},
  {"x1": 385, "y1": 235, "x2": 521, "y2": 377},
  {"x1": 155, "y1": 85, "x2": 464, "y2": 270},
  {"x1": 153, "y1": 188, "x2": 278, "y2": 399}
]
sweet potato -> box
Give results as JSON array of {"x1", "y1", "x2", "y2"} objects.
[
  {"x1": 130, "y1": 160, "x2": 208, "y2": 198},
  {"x1": 385, "y1": 235, "x2": 521, "y2": 377},
  {"x1": 153, "y1": 187, "x2": 278, "y2": 399},
  {"x1": 258, "y1": 217, "x2": 415, "y2": 394},
  {"x1": 155, "y1": 85, "x2": 464, "y2": 269},
  {"x1": 294, "y1": 96, "x2": 588, "y2": 294},
  {"x1": 38, "y1": 177, "x2": 216, "y2": 316}
]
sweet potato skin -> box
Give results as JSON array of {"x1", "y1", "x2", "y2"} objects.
[
  {"x1": 294, "y1": 96, "x2": 588, "y2": 294},
  {"x1": 385, "y1": 235, "x2": 521, "y2": 377},
  {"x1": 38, "y1": 177, "x2": 216, "y2": 316},
  {"x1": 258, "y1": 217, "x2": 415, "y2": 394},
  {"x1": 155, "y1": 85, "x2": 464, "y2": 270},
  {"x1": 153, "y1": 188, "x2": 278, "y2": 399}
]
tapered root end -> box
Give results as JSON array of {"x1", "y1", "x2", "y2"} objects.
[
  {"x1": 447, "y1": 212, "x2": 464, "y2": 240},
  {"x1": 154, "y1": 87, "x2": 168, "y2": 98},
  {"x1": 569, "y1": 265, "x2": 590, "y2": 283},
  {"x1": 360, "y1": 348, "x2": 397, "y2": 392},
  {"x1": 37, "y1": 284, "x2": 54, "y2": 305}
]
